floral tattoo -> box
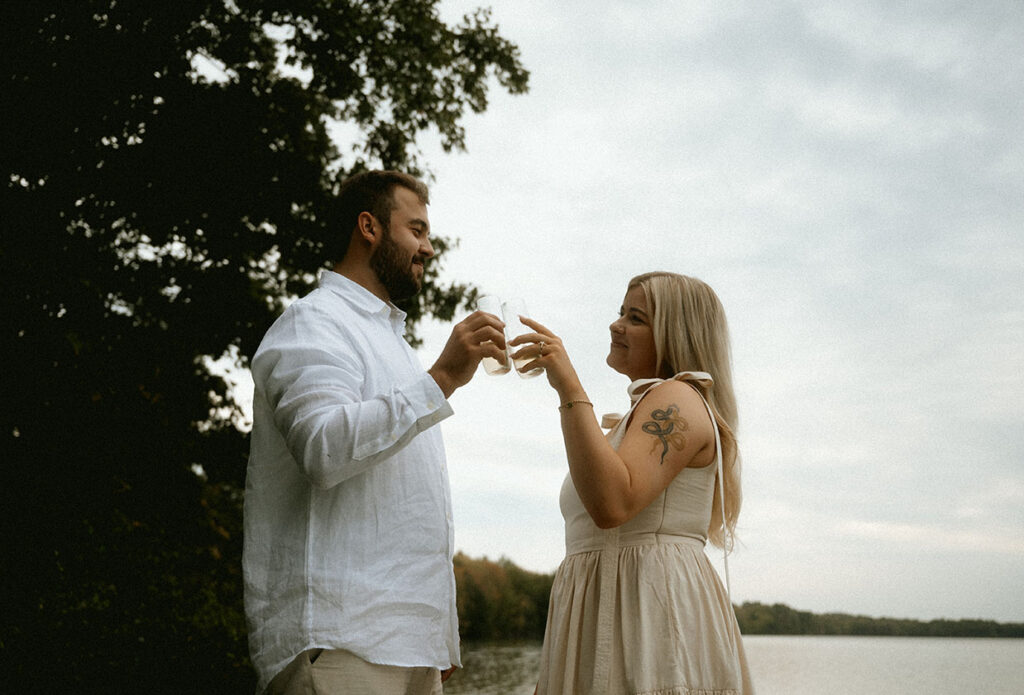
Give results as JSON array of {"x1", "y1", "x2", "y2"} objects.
[{"x1": 641, "y1": 404, "x2": 688, "y2": 465}]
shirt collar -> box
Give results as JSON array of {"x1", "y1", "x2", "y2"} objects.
[{"x1": 319, "y1": 270, "x2": 408, "y2": 334}]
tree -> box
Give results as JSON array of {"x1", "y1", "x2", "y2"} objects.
[
  {"x1": 453, "y1": 553, "x2": 553, "y2": 641},
  {"x1": 732, "y1": 602, "x2": 1024, "y2": 637},
  {"x1": 0, "y1": 1, "x2": 527, "y2": 690}
]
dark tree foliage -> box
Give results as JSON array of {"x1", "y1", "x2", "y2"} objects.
[
  {"x1": 0, "y1": 1, "x2": 527, "y2": 691},
  {"x1": 454, "y1": 553, "x2": 553, "y2": 642}
]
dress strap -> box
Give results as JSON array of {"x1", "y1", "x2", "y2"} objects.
[
  {"x1": 672, "y1": 370, "x2": 714, "y2": 388},
  {"x1": 673, "y1": 372, "x2": 732, "y2": 602},
  {"x1": 601, "y1": 371, "x2": 715, "y2": 429},
  {"x1": 693, "y1": 386, "x2": 732, "y2": 604}
]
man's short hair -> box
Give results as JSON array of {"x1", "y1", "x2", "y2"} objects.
[{"x1": 332, "y1": 170, "x2": 430, "y2": 262}]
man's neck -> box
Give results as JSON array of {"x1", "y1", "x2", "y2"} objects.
[{"x1": 332, "y1": 260, "x2": 390, "y2": 304}]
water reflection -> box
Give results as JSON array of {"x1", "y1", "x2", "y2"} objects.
[{"x1": 443, "y1": 641, "x2": 542, "y2": 695}]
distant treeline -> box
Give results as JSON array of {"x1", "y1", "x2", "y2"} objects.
[
  {"x1": 734, "y1": 601, "x2": 1024, "y2": 638},
  {"x1": 455, "y1": 554, "x2": 1024, "y2": 640}
]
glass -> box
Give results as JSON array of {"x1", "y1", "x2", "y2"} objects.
[
  {"x1": 474, "y1": 295, "x2": 511, "y2": 375},
  {"x1": 501, "y1": 298, "x2": 543, "y2": 378}
]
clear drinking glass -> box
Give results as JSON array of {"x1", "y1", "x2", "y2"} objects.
[
  {"x1": 475, "y1": 295, "x2": 511, "y2": 375},
  {"x1": 501, "y1": 298, "x2": 544, "y2": 378}
]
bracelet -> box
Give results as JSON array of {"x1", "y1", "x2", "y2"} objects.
[{"x1": 559, "y1": 399, "x2": 594, "y2": 411}]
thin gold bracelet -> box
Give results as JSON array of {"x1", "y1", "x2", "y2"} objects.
[{"x1": 559, "y1": 399, "x2": 594, "y2": 411}]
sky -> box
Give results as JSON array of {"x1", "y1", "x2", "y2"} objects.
[{"x1": 379, "y1": 0, "x2": 1024, "y2": 623}]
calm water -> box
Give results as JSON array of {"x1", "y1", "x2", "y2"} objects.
[{"x1": 443, "y1": 636, "x2": 1024, "y2": 694}]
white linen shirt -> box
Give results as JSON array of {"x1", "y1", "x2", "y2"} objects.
[{"x1": 243, "y1": 270, "x2": 460, "y2": 694}]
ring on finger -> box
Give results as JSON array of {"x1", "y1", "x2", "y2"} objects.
[{"x1": 538, "y1": 340, "x2": 546, "y2": 355}]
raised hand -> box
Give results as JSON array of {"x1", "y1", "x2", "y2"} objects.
[
  {"x1": 428, "y1": 310, "x2": 507, "y2": 397},
  {"x1": 509, "y1": 316, "x2": 586, "y2": 401}
]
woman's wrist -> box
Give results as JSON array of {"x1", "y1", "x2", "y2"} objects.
[
  {"x1": 554, "y1": 379, "x2": 587, "y2": 403},
  {"x1": 555, "y1": 381, "x2": 590, "y2": 410},
  {"x1": 558, "y1": 398, "x2": 594, "y2": 412}
]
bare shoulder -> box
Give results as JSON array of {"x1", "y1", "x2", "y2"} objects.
[
  {"x1": 624, "y1": 379, "x2": 716, "y2": 469},
  {"x1": 639, "y1": 379, "x2": 712, "y2": 421}
]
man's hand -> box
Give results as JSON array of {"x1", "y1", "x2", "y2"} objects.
[
  {"x1": 441, "y1": 665, "x2": 458, "y2": 683},
  {"x1": 428, "y1": 310, "x2": 506, "y2": 398}
]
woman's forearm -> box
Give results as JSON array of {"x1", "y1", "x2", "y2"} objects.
[{"x1": 558, "y1": 403, "x2": 635, "y2": 528}]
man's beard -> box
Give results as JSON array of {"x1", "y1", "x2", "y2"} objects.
[{"x1": 370, "y1": 227, "x2": 422, "y2": 302}]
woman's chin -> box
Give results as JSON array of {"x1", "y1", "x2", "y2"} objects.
[{"x1": 606, "y1": 353, "x2": 627, "y2": 376}]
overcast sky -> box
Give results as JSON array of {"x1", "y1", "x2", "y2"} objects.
[{"x1": 381, "y1": 0, "x2": 1024, "y2": 623}]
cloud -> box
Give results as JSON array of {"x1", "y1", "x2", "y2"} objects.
[{"x1": 838, "y1": 519, "x2": 1024, "y2": 555}]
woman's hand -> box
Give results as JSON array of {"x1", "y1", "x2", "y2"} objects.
[{"x1": 508, "y1": 316, "x2": 586, "y2": 400}]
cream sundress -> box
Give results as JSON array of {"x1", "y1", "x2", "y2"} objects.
[{"x1": 536, "y1": 372, "x2": 754, "y2": 695}]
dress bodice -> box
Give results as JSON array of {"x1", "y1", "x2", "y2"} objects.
[{"x1": 559, "y1": 372, "x2": 720, "y2": 556}]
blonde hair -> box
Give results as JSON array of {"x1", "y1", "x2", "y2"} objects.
[{"x1": 630, "y1": 271, "x2": 741, "y2": 549}]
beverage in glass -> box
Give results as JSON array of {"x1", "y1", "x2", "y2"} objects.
[
  {"x1": 501, "y1": 298, "x2": 543, "y2": 378},
  {"x1": 475, "y1": 295, "x2": 511, "y2": 375}
]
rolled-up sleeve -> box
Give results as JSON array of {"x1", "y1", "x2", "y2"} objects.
[{"x1": 253, "y1": 303, "x2": 453, "y2": 489}]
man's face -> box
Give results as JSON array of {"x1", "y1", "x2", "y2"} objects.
[{"x1": 370, "y1": 186, "x2": 434, "y2": 302}]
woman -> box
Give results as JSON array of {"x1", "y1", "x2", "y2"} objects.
[{"x1": 511, "y1": 271, "x2": 754, "y2": 694}]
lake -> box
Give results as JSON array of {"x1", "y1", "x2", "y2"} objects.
[{"x1": 442, "y1": 636, "x2": 1024, "y2": 694}]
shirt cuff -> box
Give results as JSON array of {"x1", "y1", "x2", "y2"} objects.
[{"x1": 408, "y1": 370, "x2": 455, "y2": 427}]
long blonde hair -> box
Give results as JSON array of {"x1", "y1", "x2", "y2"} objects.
[{"x1": 630, "y1": 271, "x2": 741, "y2": 549}]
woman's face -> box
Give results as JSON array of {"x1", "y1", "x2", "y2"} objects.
[{"x1": 606, "y1": 285, "x2": 660, "y2": 381}]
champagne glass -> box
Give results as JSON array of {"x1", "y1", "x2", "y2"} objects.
[
  {"x1": 475, "y1": 295, "x2": 511, "y2": 375},
  {"x1": 501, "y1": 298, "x2": 544, "y2": 379}
]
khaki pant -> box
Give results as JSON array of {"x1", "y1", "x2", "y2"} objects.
[{"x1": 267, "y1": 649, "x2": 444, "y2": 695}]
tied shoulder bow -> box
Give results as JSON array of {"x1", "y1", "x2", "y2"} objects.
[{"x1": 600, "y1": 371, "x2": 714, "y2": 429}]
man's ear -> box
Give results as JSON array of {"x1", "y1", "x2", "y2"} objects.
[{"x1": 356, "y1": 211, "x2": 377, "y2": 243}]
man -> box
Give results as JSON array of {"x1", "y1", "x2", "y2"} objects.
[{"x1": 243, "y1": 170, "x2": 506, "y2": 694}]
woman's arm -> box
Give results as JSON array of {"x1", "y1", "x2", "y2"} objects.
[
  {"x1": 512, "y1": 318, "x2": 716, "y2": 528},
  {"x1": 561, "y1": 380, "x2": 715, "y2": 527}
]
